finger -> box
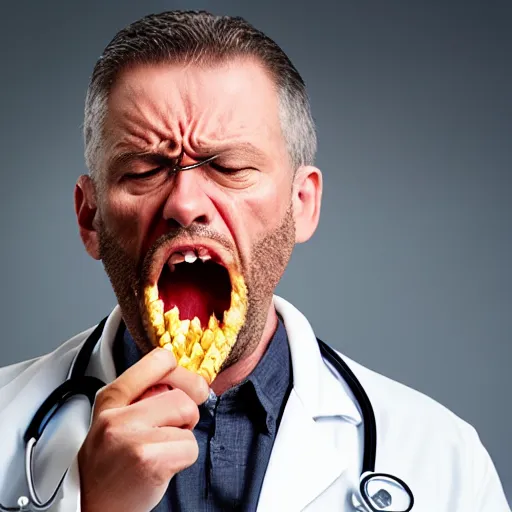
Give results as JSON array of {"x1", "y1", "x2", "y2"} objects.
[
  {"x1": 157, "y1": 365, "x2": 210, "y2": 405},
  {"x1": 94, "y1": 348, "x2": 177, "y2": 415},
  {"x1": 121, "y1": 388, "x2": 200, "y2": 429},
  {"x1": 141, "y1": 434, "x2": 199, "y2": 479},
  {"x1": 119, "y1": 424, "x2": 199, "y2": 445},
  {"x1": 133, "y1": 366, "x2": 209, "y2": 405},
  {"x1": 135, "y1": 384, "x2": 171, "y2": 402}
]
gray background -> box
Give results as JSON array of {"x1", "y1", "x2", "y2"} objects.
[{"x1": 0, "y1": 0, "x2": 510, "y2": 504}]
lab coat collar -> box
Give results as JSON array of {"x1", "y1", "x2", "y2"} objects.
[
  {"x1": 273, "y1": 295, "x2": 362, "y2": 425},
  {"x1": 84, "y1": 306, "x2": 122, "y2": 385}
]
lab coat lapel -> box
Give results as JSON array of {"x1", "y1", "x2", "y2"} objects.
[
  {"x1": 83, "y1": 306, "x2": 122, "y2": 385},
  {"x1": 33, "y1": 308, "x2": 122, "y2": 507},
  {"x1": 256, "y1": 390, "x2": 347, "y2": 511},
  {"x1": 0, "y1": 338, "x2": 82, "y2": 505},
  {"x1": 256, "y1": 296, "x2": 362, "y2": 511}
]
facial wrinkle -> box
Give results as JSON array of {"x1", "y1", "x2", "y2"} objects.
[{"x1": 107, "y1": 62, "x2": 283, "y2": 174}]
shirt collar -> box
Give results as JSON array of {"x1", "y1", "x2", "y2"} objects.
[
  {"x1": 236, "y1": 315, "x2": 292, "y2": 434},
  {"x1": 113, "y1": 321, "x2": 142, "y2": 375}
]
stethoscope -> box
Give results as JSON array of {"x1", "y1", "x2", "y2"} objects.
[{"x1": 0, "y1": 317, "x2": 414, "y2": 511}]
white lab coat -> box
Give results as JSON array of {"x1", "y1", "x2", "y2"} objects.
[{"x1": 0, "y1": 296, "x2": 509, "y2": 511}]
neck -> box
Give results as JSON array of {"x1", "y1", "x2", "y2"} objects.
[{"x1": 211, "y1": 306, "x2": 278, "y2": 395}]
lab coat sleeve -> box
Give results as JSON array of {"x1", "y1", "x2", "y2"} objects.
[{"x1": 465, "y1": 424, "x2": 511, "y2": 511}]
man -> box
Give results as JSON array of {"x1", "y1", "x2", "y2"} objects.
[{"x1": 0, "y1": 10, "x2": 508, "y2": 512}]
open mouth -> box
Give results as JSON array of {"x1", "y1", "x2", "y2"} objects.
[
  {"x1": 158, "y1": 253, "x2": 231, "y2": 327},
  {"x1": 142, "y1": 244, "x2": 247, "y2": 384}
]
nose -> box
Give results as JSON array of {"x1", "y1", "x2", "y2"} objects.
[{"x1": 162, "y1": 168, "x2": 213, "y2": 228}]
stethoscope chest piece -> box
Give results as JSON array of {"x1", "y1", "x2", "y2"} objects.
[{"x1": 351, "y1": 472, "x2": 414, "y2": 511}]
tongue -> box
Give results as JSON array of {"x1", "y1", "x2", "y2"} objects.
[
  {"x1": 158, "y1": 261, "x2": 231, "y2": 327},
  {"x1": 165, "y1": 283, "x2": 213, "y2": 326}
]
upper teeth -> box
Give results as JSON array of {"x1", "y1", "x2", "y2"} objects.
[
  {"x1": 169, "y1": 253, "x2": 185, "y2": 265},
  {"x1": 184, "y1": 250, "x2": 197, "y2": 263},
  {"x1": 168, "y1": 248, "x2": 212, "y2": 268},
  {"x1": 198, "y1": 247, "x2": 211, "y2": 261}
]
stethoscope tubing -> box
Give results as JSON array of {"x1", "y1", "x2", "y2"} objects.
[{"x1": 317, "y1": 339, "x2": 377, "y2": 474}]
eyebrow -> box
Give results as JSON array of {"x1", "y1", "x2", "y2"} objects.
[{"x1": 218, "y1": 142, "x2": 268, "y2": 162}]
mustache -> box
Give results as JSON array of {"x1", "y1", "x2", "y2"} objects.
[{"x1": 139, "y1": 224, "x2": 236, "y2": 279}]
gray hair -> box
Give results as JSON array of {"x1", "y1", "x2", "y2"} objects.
[{"x1": 84, "y1": 10, "x2": 317, "y2": 180}]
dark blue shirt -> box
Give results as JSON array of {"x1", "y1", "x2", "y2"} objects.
[{"x1": 113, "y1": 317, "x2": 292, "y2": 511}]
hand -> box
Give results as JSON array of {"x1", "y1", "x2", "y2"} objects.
[{"x1": 77, "y1": 347, "x2": 209, "y2": 512}]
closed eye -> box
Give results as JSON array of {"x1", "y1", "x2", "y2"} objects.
[
  {"x1": 125, "y1": 167, "x2": 166, "y2": 180},
  {"x1": 209, "y1": 162, "x2": 246, "y2": 174}
]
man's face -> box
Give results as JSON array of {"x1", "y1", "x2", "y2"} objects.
[{"x1": 77, "y1": 58, "x2": 320, "y2": 367}]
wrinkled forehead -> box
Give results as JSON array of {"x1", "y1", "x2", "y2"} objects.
[{"x1": 101, "y1": 58, "x2": 287, "y2": 163}]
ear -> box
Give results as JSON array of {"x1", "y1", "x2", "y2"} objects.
[
  {"x1": 75, "y1": 175, "x2": 101, "y2": 260},
  {"x1": 292, "y1": 165, "x2": 323, "y2": 243}
]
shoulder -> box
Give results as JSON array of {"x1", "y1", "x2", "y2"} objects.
[
  {"x1": 336, "y1": 351, "x2": 493, "y2": 492},
  {"x1": 334, "y1": 352, "x2": 510, "y2": 509},
  {"x1": 339, "y1": 351, "x2": 475, "y2": 441}
]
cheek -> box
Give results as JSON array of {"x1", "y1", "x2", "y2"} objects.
[
  {"x1": 216, "y1": 176, "x2": 291, "y2": 258},
  {"x1": 101, "y1": 191, "x2": 159, "y2": 255},
  {"x1": 245, "y1": 173, "x2": 291, "y2": 229}
]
